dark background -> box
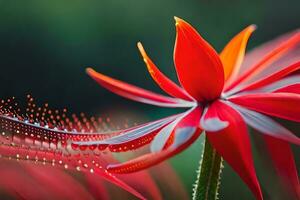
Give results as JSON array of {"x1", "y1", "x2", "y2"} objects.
[{"x1": 0, "y1": 0, "x2": 299, "y2": 199}]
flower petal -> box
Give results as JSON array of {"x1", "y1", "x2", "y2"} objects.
[
  {"x1": 226, "y1": 31, "x2": 300, "y2": 92},
  {"x1": 107, "y1": 107, "x2": 203, "y2": 173},
  {"x1": 228, "y1": 102, "x2": 300, "y2": 145},
  {"x1": 263, "y1": 135, "x2": 300, "y2": 199},
  {"x1": 137, "y1": 42, "x2": 194, "y2": 101},
  {"x1": 86, "y1": 68, "x2": 192, "y2": 107},
  {"x1": 173, "y1": 17, "x2": 224, "y2": 101},
  {"x1": 239, "y1": 61, "x2": 300, "y2": 92},
  {"x1": 116, "y1": 171, "x2": 162, "y2": 200},
  {"x1": 0, "y1": 144, "x2": 147, "y2": 200},
  {"x1": 200, "y1": 106, "x2": 229, "y2": 132},
  {"x1": 84, "y1": 173, "x2": 110, "y2": 200},
  {"x1": 206, "y1": 101, "x2": 262, "y2": 200},
  {"x1": 107, "y1": 129, "x2": 201, "y2": 174},
  {"x1": 220, "y1": 25, "x2": 256, "y2": 82},
  {"x1": 23, "y1": 164, "x2": 93, "y2": 200},
  {"x1": 150, "y1": 163, "x2": 189, "y2": 200},
  {"x1": 274, "y1": 83, "x2": 300, "y2": 93},
  {"x1": 251, "y1": 75, "x2": 300, "y2": 93},
  {"x1": 229, "y1": 93, "x2": 300, "y2": 122},
  {"x1": 73, "y1": 114, "x2": 178, "y2": 152},
  {"x1": 150, "y1": 107, "x2": 197, "y2": 152}
]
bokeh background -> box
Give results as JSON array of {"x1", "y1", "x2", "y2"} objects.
[{"x1": 0, "y1": 0, "x2": 299, "y2": 199}]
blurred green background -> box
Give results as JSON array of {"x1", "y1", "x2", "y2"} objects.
[{"x1": 0, "y1": 0, "x2": 299, "y2": 199}]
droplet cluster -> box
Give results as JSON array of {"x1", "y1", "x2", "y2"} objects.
[{"x1": 0, "y1": 95, "x2": 139, "y2": 176}]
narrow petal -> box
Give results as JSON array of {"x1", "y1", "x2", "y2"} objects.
[
  {"x1": 107, "y1": 129, "x2": 201, "y2": 173},
  {"x1": 150, "y1": 107, "x2": 196, "y2": 152},
  {"x1": 220, "y1": 25, "x2": 256, "y2": 82},
  {"x1": 86, "y1": 68, "x2": 191, "y2": 107},
  {"x1": 274, "y1": 83, "x2": 300, "y2": 93},
  {"x1": 252, "y1": 75, "x2": 300, "y2": 93},
  {"x1": 74, "y1": 115, "x2": 178, "y2": 147},
  {"x1": 173, "y1": 17, "x2": 224, "y2": 101},
  {"x1": 228, "y1": 102, "x2": 300, "y2": 145},
  {"x1": 137, "y1": 42, "x2": 194, "y2": 101},
  {"x1": 239, "y1": 61, "x2": 300, "y2": 92},
  {"x1": 238, "y1": 29, "x2": 300, "y2": 76},
  {"x1": 229, "y1": 93, "x2": 300, "y2": 122},
  {"x1": 263, "y1": 136, "x2": 300, "y2": 199},
  {"x1": 206, "y1": 101, "x2": 263, "y2": 200},
  {"x1": 107, "y1": 107, "x2": 203, "y2": 173},
  {"x1": 226, "y1": 31, "x2": 300, "y2": 92}
]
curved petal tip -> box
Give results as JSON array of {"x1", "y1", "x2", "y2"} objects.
[{"x1": 86, "y1": 67, "x2": 95, "y2": 75}]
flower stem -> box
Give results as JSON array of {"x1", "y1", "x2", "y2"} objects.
[{"x1": 193, "y1": 135, "x2": 223, "y2": 200}]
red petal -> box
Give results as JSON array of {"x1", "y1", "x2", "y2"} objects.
[
  {"x1": 150, "y1": 163, "x2": 189, "y2": 200},
  {"x1": 240, "y1": 61, "x2": 300, "y2": 92},
  {"x1": 74, "y1": 115, "x2": 178, "y2": 151},
  {"x1": 85, "y1": 173, "x2": 110, "y2": 200},
  {"x1": 229, "y1": 93, "x2": 300, "y2": 122},
  {"x1": 118, "y1": 171, "x2": 162, "y2": 200},
  {"x1": 151, "y1": 107, "x2": 199, "y2": 152},
  {"x1": 23, "y1": 164, "x2": 93, "y2": 200},
  {"x1": 226, "y1": 31, "x2": 300, "y2": 92},
  {"x1": 107, "y1": 107, "x2": 203, "y2": 173},
  {"x1": 0, "y1": 162, "x2": 51, "y2": 199},
  {"x1": 274, "y1": 83, "x2": 300, "y2": 93},
  {"x1": 107, "y1": 129, "x2": 201, "y2": 173},
  {"x1": 86, "y1": 68, "x2": 186, "y2": 107},
  {"x1": 173, "y1": 17, "x2": 224, "y2": 101},
  {"x1": 0, "y1": 144, "x2": 146, "y2": 200},
  {"x1": 206, "y1": 101, "x2": 262, "y2": 200},
  {"x1": 200, "y1": 104, "x2": 229, "y2": 132},
  {"x1": 263, "y1": 135, "x2": 300, "y2": 198},
  {"x1": 137, "y1": 42, "x2": 194, "y2": 101}
]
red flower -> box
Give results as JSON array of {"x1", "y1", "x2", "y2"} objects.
[{"x1": 84, "y1": 17, "x2": 300, "y2": 199}]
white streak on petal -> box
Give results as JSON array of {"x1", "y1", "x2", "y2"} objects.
[
  {"x1": 171, "y1": 127, "x2": 196, "y2": 149},
  {"x1": 227, "y1": 102, "x2": 300, "y2": 145},
  {"x1": 75, "y1": 115, "x2": 177, "y2": 145},
  {"x1": 150, "y1": 107, "x2": 195, "y2": 153},
  {"x1": 200, "y1": 107, "x2": 229, "y2": 132}
]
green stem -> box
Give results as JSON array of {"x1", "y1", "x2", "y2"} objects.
[{"x1": 193, "y1": 135, "x2": 223, "y2": 200}]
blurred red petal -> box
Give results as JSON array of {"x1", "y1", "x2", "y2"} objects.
[
  {"x1": 137, "y1": 42, "x2": 194, "y2": 101},
  {"x1": 173, "y1": 17, "x2": 224, "y2": 101},
  {"x1": 85, "y1": 173, "x2": 110, "y2": 200},
  {"x1": 206, "y1": 101, "x2": 262, "y2": 200},
  {"x1": 150, "y1": 163, "x2": 189, "y2": 200},
  {"x1": 119, "y1": 171, "x2": 162, "y2": 200},
  {"x1": 23, "y1": 164, "x2": 93, "y2": 200},
  {"x1": 263, "y1": 135, "x2": 300, "y2": 199},
  {"x1": 0, "y1": 144, "x2": 146, "y2": 200},
  {"x1": 274, "y1": 83, "x2": 300, "y2": 93},
  {"x1": 229, "y1": 93, "x2": 300, "y2": 122},
  {"x1": 227, "y1": 31, "x2": 300, "y2": 91},
  {"x1": 0, "y1": 162, "x2": 50, "y2": 199},
  {"x1": 240, "y1": 61, "x2": 300, "y2": 92}
]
